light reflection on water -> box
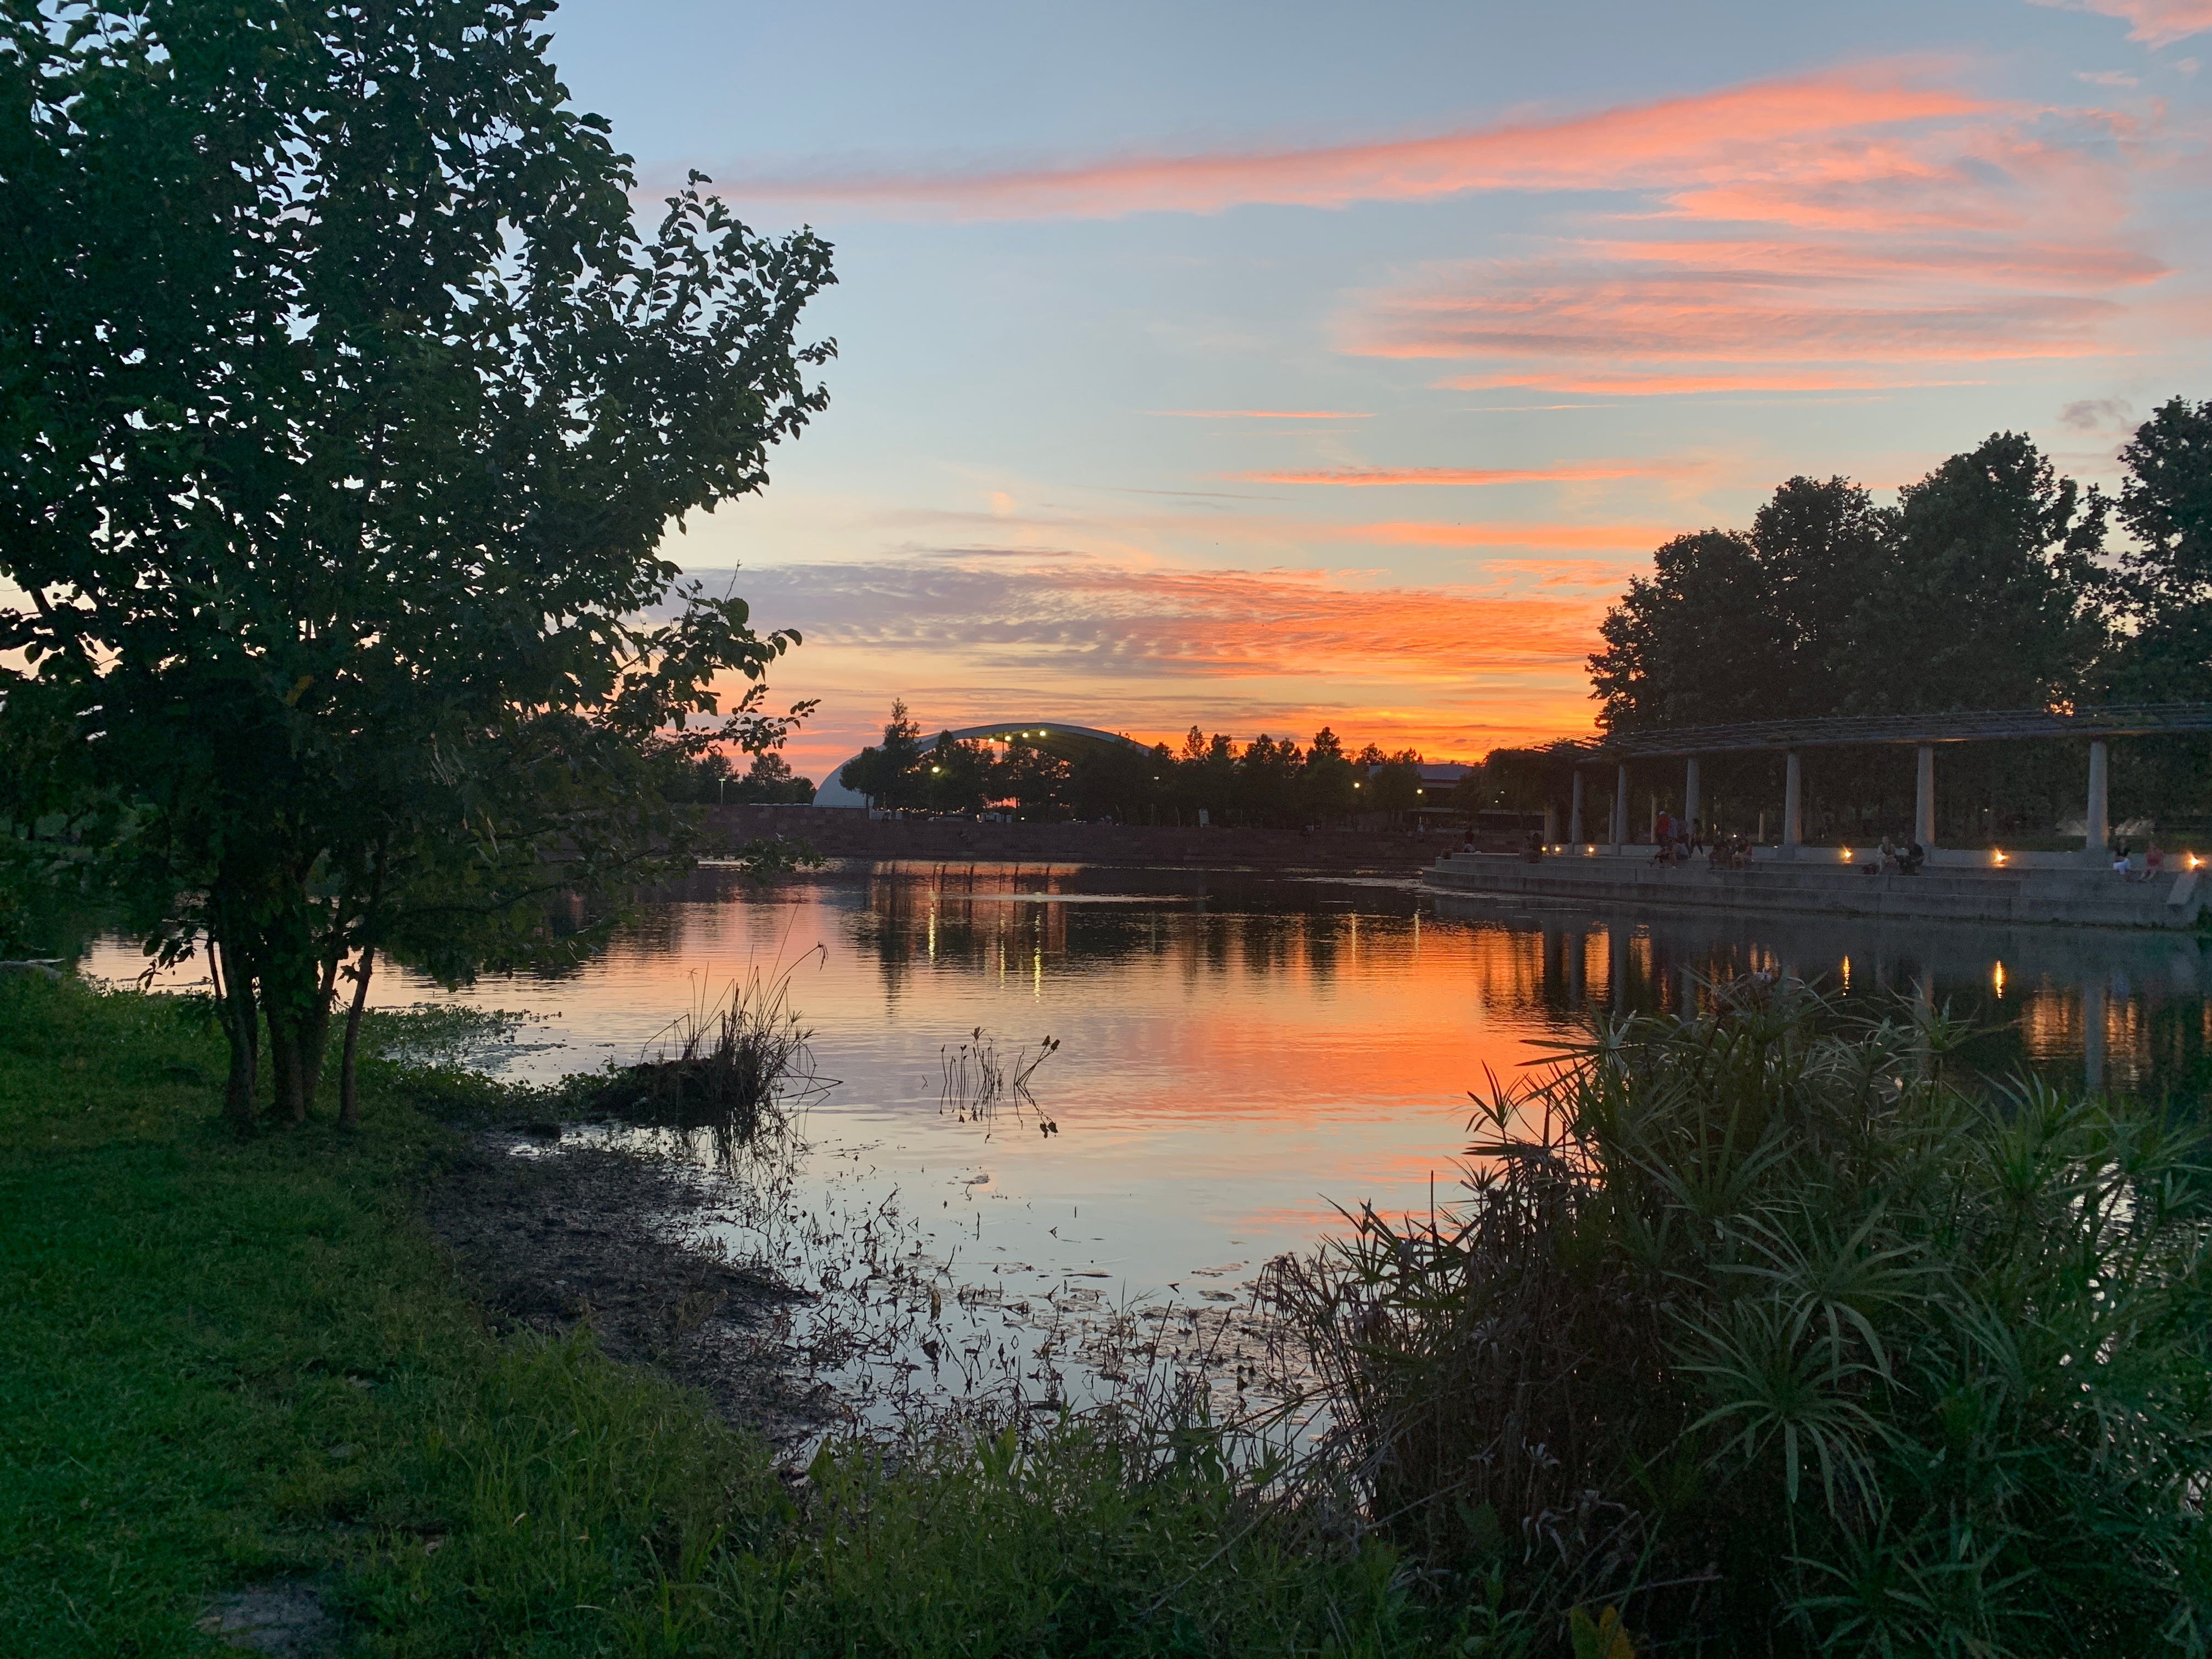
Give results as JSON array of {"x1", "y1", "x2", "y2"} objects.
[{"x1": 81, "y1": 860, "x2": 2212, "y2": 1419}]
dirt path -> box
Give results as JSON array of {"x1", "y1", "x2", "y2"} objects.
[{"x1": 425, "y1": 1130, "x2": 834, "y2": 1447}]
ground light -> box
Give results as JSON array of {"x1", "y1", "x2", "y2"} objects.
[{"x1": 1994, "y1": 850, "x2": 2008, "y2": 865}]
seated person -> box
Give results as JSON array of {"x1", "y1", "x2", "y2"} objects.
[
  {"x1": 1900, "y1": 840, "x2": 1925, "y2": 874},
  {"x1": 2144, "y1": 842, "x2": 2166, "y2": 882},
  {"x1": 1522, "y1": 830, "x2": 1544, "y2": 864},
  {"x1": 1878, "y1": 834, "x2": 1900, "y2": 873}
]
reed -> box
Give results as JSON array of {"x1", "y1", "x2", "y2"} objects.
[
  {"x1": 940, "y1": 1026, "x2": 1060, "y2": 1131},
  {"x1": 584, "y1": 954, "x2": 833, "y2": 1165},
  {"x1": 1265, "y1": 977, "x2": 2212, "y2": 1656}
]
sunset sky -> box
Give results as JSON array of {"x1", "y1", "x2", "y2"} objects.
[{"x1": 548, "y1": 0, "x2": 2212, "y2": 778}]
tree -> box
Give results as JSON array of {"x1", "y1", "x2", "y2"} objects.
[
  {"x1": 1751, "y1": 476, "x2": 1887, "y2": 707},
  {"x1": 922, "y1": 732, "x2": 998, "y2": 815},
  {"x1": 2108, "y1": 397, "x2": 2212, "y2": 698},
  {"x1": 1589, "y1": 530, "x2": 1779, "y2": 731},
  {"x1": 732, "y1": 750, "x2": 815, "y2": 804},
  {"x1": 838, "y1": 701, "x2": 926, "y2": 809},
  {"x1": 1001, "y1": 742, "x2": 1070, "y2": 818},
  {"x1": 0, "y1": 0, "x2": 834, "y2": 1126},
  {"x1": 1367, "y1": 751, "x2": 1423, "y2": 818},
  {"x1": 1875, "y1": 432, "x2": 2105, "y2": 713},
  {"x1": 1300, "y1": 727, "x2": 1357, "y2": 822}
]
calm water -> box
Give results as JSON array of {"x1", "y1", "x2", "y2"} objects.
[{"x1": 80, "y1": 861, "x2": 2212, "y2": 1415}]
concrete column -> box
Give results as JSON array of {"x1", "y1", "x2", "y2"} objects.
[
  {"x1": 1612, "y1": 763, "x2": 1629, "y2": 850},
  {"x1": 2085, "y1": 740, "x2": 2109, "y2": 851},
  {"x1": 1569, "y1": 770, "x2": 1585, "y2": 843},
  {"x1": 1648, "y1": 793, "x2": 1658, "y2": 843},
  {"x1": 1543, "y1": 803, "x2": 1558, "y2": 842},
  {"x1": 1914, "y1": 744, "x2": 1936, "y2": 849},
  {"x1": 1783, "y1": 751, "x2": 1803, "y2": 851},
  {"x1": 1685, "y1": 757, "x2": 1701, "y2": 836}
]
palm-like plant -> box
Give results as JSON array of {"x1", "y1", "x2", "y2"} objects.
[{"x1": 1269, "y1": 979, "x2": 2212, "y2": 1655}]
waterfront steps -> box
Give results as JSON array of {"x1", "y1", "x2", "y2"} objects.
[{"x1": 1424, "y1": 852, "x2": 2208, "y2": 931}]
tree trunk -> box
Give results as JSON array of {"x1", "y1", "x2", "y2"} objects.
[
  {"x1": 338, "y1": 944, "x2": 375, "y2": 1130},
  {"x1": 212, "y1": 930, "x2": 259, "y2": 1132},
  {"x1": 296, "y1": 949, "x2": 342, "y2": 1110},
  {"x1": 268, "y1": 1013, "x2": 306, "y2": 1124}
]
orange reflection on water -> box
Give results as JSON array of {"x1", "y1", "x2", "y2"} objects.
[{"x1": 76, "y1": 863, "x2": 2212, "y2": 1290}]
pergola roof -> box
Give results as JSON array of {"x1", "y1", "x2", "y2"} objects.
[{"x1": 1556, "y1": 701, "x2": 2212, "y2": 761}]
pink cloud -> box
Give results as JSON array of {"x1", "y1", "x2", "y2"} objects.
[
  {"x1": 1353, "y1": 256, "x2": 2123, "y2": 364},
  {"x1": 1319, "y1": 80, "x2": 2169, "y2": 387},
  {"x1": 1346, "y1": 520, "x2": 1676, "y2": 548},
  {"x1": 2032, "y1": 0, "x2": 2212, "y2": 47},
  {"x1": 1441, "y1": 369, "x2": 1986, "y2": 394},
  {"x1": 708, "y1": 66, "x2": 1985, "y2": 221}
]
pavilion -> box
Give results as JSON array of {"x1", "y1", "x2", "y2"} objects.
[{"x1": 1555, "y1": 702, "x2": 2212, "y2": 857}]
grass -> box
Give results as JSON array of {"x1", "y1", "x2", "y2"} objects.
[{"x1": 0, "y1": 974, "x2": 1462, "y2": 1658}]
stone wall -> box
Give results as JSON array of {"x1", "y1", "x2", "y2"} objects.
[{"x1": 704, "y1": 805, "x2": 1462, "y2": 872}]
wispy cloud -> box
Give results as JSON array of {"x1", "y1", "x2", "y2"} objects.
[
  {"x1": 1148, "y1": 408, "x2": 1374, "y2": 419},
  {"x1": 2032, "y1": 0, "x2": 2212, "y2": 47},
  {"x1": 1354, "y1": 256, "x2": 2126, "y2": 365},
  {"x1": 721, "y1": 551, "x2": 1605, "y2": 679},
  {"x1": 1346, "y1": 520, "x2": 1677, "y2": 549},
  {"x1": 1441, "y1": 369, "x2": 1987, "y2": 395},
  {"x1": 705, "y1": 66, "x2": 1984, "y2": 221},
  {"x1": 1238, "y1": 463, "x2": 1667, "y2": 487},
  {"x1": 1341, "y1": 95, "x2": 2168, "y2": 390}
]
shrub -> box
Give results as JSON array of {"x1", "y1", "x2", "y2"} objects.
[{"x1": 1271, "y1": 978, "x2": 2212, "y2": 1655}]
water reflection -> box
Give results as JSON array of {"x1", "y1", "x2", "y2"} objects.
[{"x1": 80, "y1": 862, "x2": 2212, "y2": 1309}]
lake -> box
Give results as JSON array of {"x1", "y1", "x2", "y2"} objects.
[{"x1": 78, "y1": 860, "x2": 2212, "y2": 1418}]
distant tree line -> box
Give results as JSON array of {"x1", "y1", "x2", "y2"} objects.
[
  {"x1": 1573, "y1": 403, "x2": 2212, "y2": 845},
  {"x1": 657, "y1": 743, "x2": 816, "y2": 805},
  {"x1": 837, "y1": 702, "x2": 1435, "y2": 827}
]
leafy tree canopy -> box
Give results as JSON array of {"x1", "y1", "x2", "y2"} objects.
[{"x1": 0, "y1": 0, "x2": 834, "y2": 1124}]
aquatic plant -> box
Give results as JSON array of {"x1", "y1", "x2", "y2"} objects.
[
  {"x1": 1266, "y1": 977, "x2": 2212, "y2": 1655},
  {"x1": 941, "y1": 1028, "x2": 1060, "y2": 1132},
  {"x1": 586, "y1": 955, "x2": 834, "y2": 1166}
]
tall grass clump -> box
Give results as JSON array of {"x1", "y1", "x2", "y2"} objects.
[
  {"x1": 583, "y1": 957, "x2": 833, "y2": 1164},
  {"x1": 1269, "y1": 977, "x2": 2212, "y2": 1656}
]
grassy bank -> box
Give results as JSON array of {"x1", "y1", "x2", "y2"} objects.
[{"x1": 0, "y1": 975, "x2": 1455, "y2": 1658}]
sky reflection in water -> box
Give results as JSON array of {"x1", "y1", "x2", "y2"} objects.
[{"x1": 84, "y1": 861, "x2": 2212, "y2": 1310}]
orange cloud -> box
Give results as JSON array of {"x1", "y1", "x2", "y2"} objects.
[
  {"x1": 693, "y1": 552, "x2": 1620, "y2": 772},
  {"x1": 709, "y1": 66, "x2": 1985, "y2": 220},
  {"x1": 1239, "y1": 463, "x2": 1665, "y2": 486},
  {"x1": 1347, "y1": 521, "x2": 1675, "y2": 548},
  {"x1": 2031, "y1": 0, "x2": 2212, "y2": 46}
]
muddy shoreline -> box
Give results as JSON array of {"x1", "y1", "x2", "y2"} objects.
[{"x1": 425, "y1": 1127, "x2": 836, "y2": 1447}]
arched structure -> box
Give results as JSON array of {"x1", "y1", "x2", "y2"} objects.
[{"x1": 812, "y1": 721, "x2": 1152, "y2": 807}]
